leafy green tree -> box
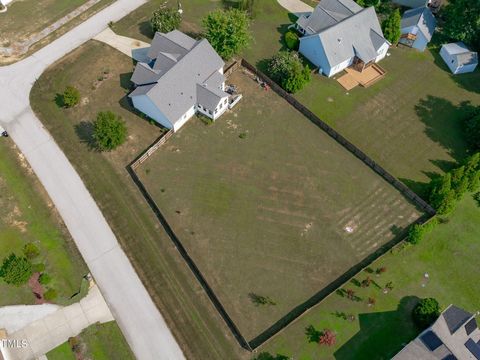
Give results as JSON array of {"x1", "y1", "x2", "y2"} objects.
[
  {"x1": 412, "y1": 298, "x2": 441, "y2": 329},
  {"x1": 450, "y1": 166, "x2": 469, "y2": 199},
  {"x1": 284, "y1": 30, "x2": 300, "y2": 50},
  {"x1": 63, "y1": 86, "x2": 80, "y2": 108},
  {"x1": 407, "y1": 219, "x2": 438, "y2": 244},
  {"x1": 39, "y1": 273, "x2": 52, "y2": 285},
  {"x1": 150, "y1": 6, "x2": 182, "y2": 33},
  {"x1": 442, "y1": 0, "x2": 480, "y2": 49},
  {"x1": 267, "y1": 51, "x2": 310, "y2": 93},
  {"x1": 93, "y1": 111, "x2": 127, "y2": 151},
  {"x1": 382, "y1": 9, "x2": 401, "y2": 44},
  {"x1": 23, "y1": 243, "x2": 40, "y2": 260},
  {"x1": 466, "y1": 114, "x2": 480, "y2": 151},
  {"x1": 202, "y1": 9, "x2": 251, "y2": 60},
  {"x1": 464, "y1": 153, "x2": 480, "y2": 191},
  {"x1": 44, "y1": 288, "x2": 58, "y2": 301},
  {"x1": 429, "y1": 173, "x2": 457, "y2": 214},
  {"x1": 0, "y1": 253, "x2": 32, "y2": 286}
]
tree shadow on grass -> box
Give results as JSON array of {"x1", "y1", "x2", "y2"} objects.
[
  {"x1": 54, "y1": 93, "x2": 65, "y2": 108},
  {"x1": 138, "y1": 21, "x2": 154, "y2": 40},
  {"x1": 334, "y1": 295, "x2": 421, "y2": 360},
  {"x1": 414, "y1": 95, "x2": 471, "y2": 162},
  {"x1": 74, "y1": 121, "x2": 97, "y2": 151}
]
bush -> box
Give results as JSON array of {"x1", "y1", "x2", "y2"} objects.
[
  {"x1": 0, "y1": 253, "x2": 32, "y2": 286},
  {"x1": 23, "y1": 243, "x2": 40, "y2": 260},
  {"x1": 284, "y1": 30, "x2": 300, "y2": 50},
  {"x1": 319, "y1": 329, "x2": 336, "y2": 346},
  {"x1": 412, "y1": 298, "x2": 441, "y2": 329},
  {"x1": 39, "y1": 273, "x2": 52, "y2": 285},
  {"x1": 43, "y1": 288, "x2": 58, "y2": 301},
  {"x1": 203, "y1": 9, "x2": 251, "y2": 60},
  {"x1": 407, "y1": 218, "x2": 438, "y2": 245},
  {"x1": 32, "y1": 263, "x2": 46, "y2": 273},
  {"x1": 267, "y1": 51, "x2": 310, "y2": 93},
  {"x1": 63, "y1": 86, "x2": 80, "y2": 108},
  {"x1": 150, "y1": 6, "x2": 181, "y2": 33},
  {"x1": 429, "y1": 173, "x2": 457, "y2": 215},
  {"x1": 93, "y1": 111, "x2": 127, "y2": 151}
]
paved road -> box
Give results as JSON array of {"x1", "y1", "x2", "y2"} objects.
[
  {"x1": 0, "y1": 1, "x2": 185, "y2": 359},
  {"x1": 1, "y1": 285, "x2": 113, "y2": 360},
  {"x1": 277, "y1": 0, "x2": 313, "y2": 14}
]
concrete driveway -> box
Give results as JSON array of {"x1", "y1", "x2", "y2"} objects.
[
  {"x1": 0, "y1": 0, "x2": 184, "y2": 359},
  {"x1": 277, "y1": 0, "x2": 313, "y2": 15},
  {"x1": 94, "y1": 28, "x2": 150, "y2": 62}
]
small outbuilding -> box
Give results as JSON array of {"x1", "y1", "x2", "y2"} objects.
[
  {"x1": 399, "y1": 6, "x2": 436, "y2": 52},
  {"x1": 440, "y1": 42, "x2": 478, "y2": 74}
]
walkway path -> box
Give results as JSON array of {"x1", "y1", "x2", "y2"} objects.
[
  {"x1": 277, "y1": 0, "x2": 313, "y2": 14},
  {"x1": 0, "y1": 0, "x2": 185, "y2": 359},
  {"x1": 0, "y1": 285, "x2": 113, "y2": 360},
  {"x1": 94, "y1": 28, "x2": 150, "y2": 62}
]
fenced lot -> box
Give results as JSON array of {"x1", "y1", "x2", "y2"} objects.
[{"x1": 137, "y1": 70, "x2": 424, "y2": 339}]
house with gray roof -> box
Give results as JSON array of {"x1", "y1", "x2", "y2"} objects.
[
  {"x1": 393, "y1": 0, "x2": 430, "y2": 8},
  {"x1": 129, "y1": 30, "x2": 230, "y2": 132},
  {"x1": 394, "y1": 305, "x2": 480, "y2": 360},
  {"x1": 296, "y1": 0, "x2": 389, "y2": 77},
  {"x1": 440, "y1": 42, "x2": 478, "y2": 74},
  {"x1": 399, "y1": 6, "x2": 436, "y2": 51}
]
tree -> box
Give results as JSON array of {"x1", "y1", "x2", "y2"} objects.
[
  {"x1": 319, "y1": 329, "x2": 336, "y2": 346},
  {"x1": 93, "y1": 111, "x2": 127, "y2": 151},
  {"x1": 429, "y1": 173, "x2": 457, "y2": 214},
  {"x1": 450, "y1": 166, "x2": 469, "y2": 199},
  {"x1": 463, "y1": 153, "x2": 480, "y2": 191},
  {"x1": 442, "y1": 0, "x2": 480, "y2": 50},
  {"x1": 63, "y1": 86, "x2": 80, "y2": 108},
  {"x1": 284, "y1": 30, "x2": 300, "y2": 50},
  {"x1": 0, "y1": 253, "x2": 32, "y2": 286},
  {"x1": 267, "y1": 51, "x2": 310, "y2": 93},
  {"x1": 412, "y1": 298, "x2": 441, "y2": 329},
  {"x1": 23, "y1": 243, "x2": 40, "y2": 260},
  {"x1": 39, "y1": 273, "x2": 52, "y2": 285},
  {"x1": 465, "y1": 113, "x2": 480, "y2": 151},
  {"x1": 44, "y1": 288, "x2": 58, "y2": 301},
  {"x1": 382, "y1": 9, "x2": 401, "y2": 44},
  {"x1": 203, "y1": 9, "x2": 251, "y2": 60},
  {"x1": 150, "y1": 6, "x2": 181, "y2": 33}
]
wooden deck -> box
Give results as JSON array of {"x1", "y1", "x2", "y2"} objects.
[{"x1": 337, "y1": 63, "x2": 387, "y2": 90}]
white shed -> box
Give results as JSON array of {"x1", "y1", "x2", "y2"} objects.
[
  {"x1": 0, "y1": 0, "x2": 14, "y2": 6},
  {"x1": 440, "y1": 42, "x2": 478, "y2": 74}
]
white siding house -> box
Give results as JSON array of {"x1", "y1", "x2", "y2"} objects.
[
  {"x1": 440, "y1": 42, "x2": 478, "y2": 74},
  {"x1": 129, "y1": 30, "x2": 231, "y2": 132}
]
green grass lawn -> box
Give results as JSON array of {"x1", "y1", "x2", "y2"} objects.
[
  {"x1": 31, "y1": 40, "x2": 247, "y2": 360},
  {"x1": 137, "y1": 70, "x2": 423, "y2": 339},
  {"x1": 46, "y1": 322, "x2": 134, "y2": 360},
  {"x1": 0, "y1": 140, "x2": 87, "y2": 306},
  {"x1": 260, "y1": 193, "x2": 480, "y2": 359}
]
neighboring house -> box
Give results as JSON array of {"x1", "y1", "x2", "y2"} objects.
[
  {"x1": 129, "y1": 30, "x2": 230, "y2": 132},
  {"x1": 393, "y1": 0, "x2": 430, "y2": 8},
  {"x1": 296, "y1": 0, "x2": 389, "y2": 77},
  {"x1": 394, "y1": 305, "x2": 480, "y2": 359},
  {"x1": 399, "y1": 6, "x2": 436, "y2": 51},
  {"x1": 440, "y1": 42, "x2": 478, "y2": 74}
]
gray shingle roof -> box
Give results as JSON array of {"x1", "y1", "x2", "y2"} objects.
[
  {"x1": 443, "y1": 305, "x2": 473, "y2": 334},
  {"x1": 442, "y1": 42, "x2": 479, "y2": 66},
  {"x1": 129, "y1": 31, "x2": 228, "y2": 126},
  {"x1": 297, "y1": 0, "x2": 362, "y2": 35},
  {"x1": 307, "y1": 7, "x2": 387, "y2": 65},
  {"x1": 401, "y1": 6, "x2": 436, "y2": 42},
  {"x1": 393, "y1": 0, "x2": 429, "y2": 8},
  {"x1": 131, "y1": 62, "x2": 162, "y2": 85}
]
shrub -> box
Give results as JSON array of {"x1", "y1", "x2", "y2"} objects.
[
  {"x1": 284, "y1": 30, "x2": 300, "y2": 50},
  {"x1": 63, "y1": 86, "x2": 80, "y2": 108},
  {"x1": 38, "y1": 273, "x2": 52, "y2": 285},
  {"x1": 429, "y1": 173, "x2": 457, "y2": 215},
  {"x1": 93, "y1": 111, "x2": 127, "y2": 151},
  {"x1": 382, "y1": 9, "x2": 401, "y2": 44},
  {"x1": 150, "y1": 6, "x2": 182, "y2": 33},
  {"x1": 412, "y1": 298, "x2": 440, "y2": 329},
  {"x1": 319, "y1": 329, "x2": 336, "y2": 346},
  {"x1": 376, "y1": 267, "x2": 387, "y2": 275},
  {"x1": 32, "y1": 263, "x2": 46, "y2": 273},
  {"x1": 23, "y1": 243, "x2": 40, "y2": 260},
  {"x1": 43, "y1": 288, "x2": 58, "y2": 301},
  {"x1": 267, "y1": 51, "x2": 310, "y2": 93},
  {"x1": 0, "y1": 253, "x2": 32, "y2": 286},
  {"x1": 239, "y1": 132, "x2": 247, "y2": 139},
  {"x1": 407, "y1": 218, "x2": 438, "y2": 245},
  {"x1": 203, "y1": 9, "x2": 251, "y2": 60}
]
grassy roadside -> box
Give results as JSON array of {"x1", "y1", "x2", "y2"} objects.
[
  {"x1": 47, "y1": 322, "x2": 134, "y2": 360},
  {"x1": 0, "y1": 140, "x2": 87, "y2": 306},
  {"x1": 30, "y1": 41, "x2": 246, "y2": 360},
  {"x1": 260, "y1": 194, "x2": 480, "y2": 359}
]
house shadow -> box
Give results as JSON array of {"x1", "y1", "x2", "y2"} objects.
[
  {"x1": 138, "y1": 21, "x2": 154, "y2": 40},
  {"x1": 334, "y1": 296, "x2": 421, "y2": 360},
  {"x1": 119, "y1": 72, "x2": 133, "y2": 91}
]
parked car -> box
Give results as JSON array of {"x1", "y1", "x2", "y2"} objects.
[{"x1": 0, "y1": 125, "x2": 8, "y2": 137}]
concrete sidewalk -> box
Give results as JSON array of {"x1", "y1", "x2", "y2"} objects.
[
  {"x1": 277, "y1": 0, "x2": 313, "y2": 14},
  {"x1": 0, "y1": 285, "x2": 113, "y2": 360},
  {"x1": 0, "y1": 0, "x2": 185, "y2": 359}
]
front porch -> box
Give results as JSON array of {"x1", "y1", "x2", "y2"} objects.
[{"x1": 337, "y1": 63, "x2": 386, "y2": 90}]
